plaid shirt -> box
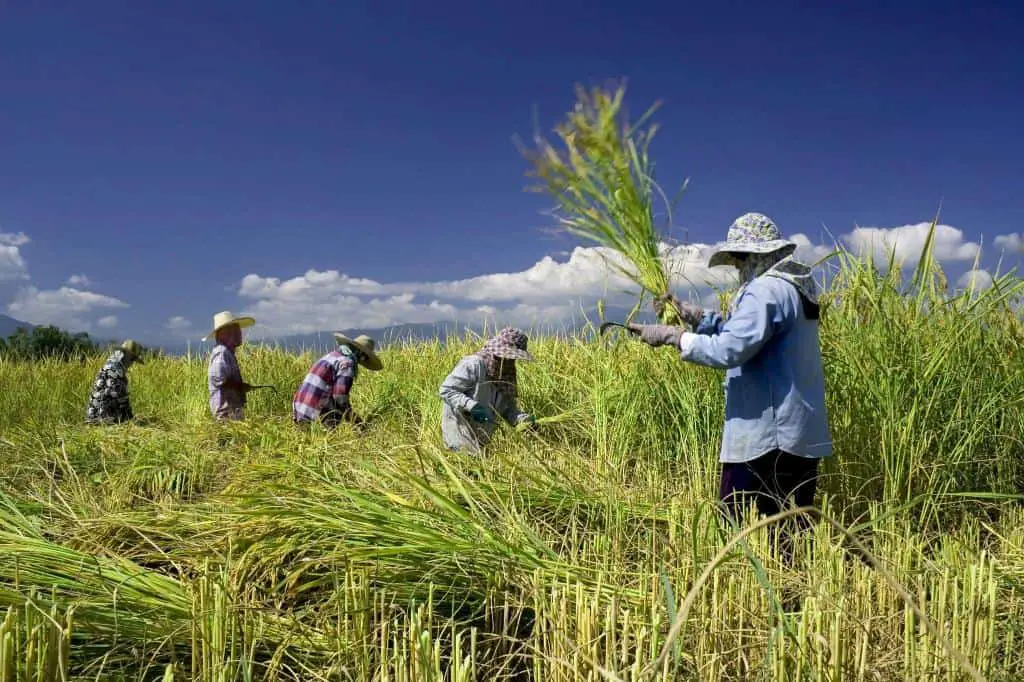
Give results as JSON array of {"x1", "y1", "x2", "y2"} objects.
[
  {"x1": 292, "y1": 349, "x2": 357, "y2": 427},
  {"x1": 85, "y1": 350, "x2": 133, "y2": 424},
  {"x1": 208, "y1": 344, "x2": 245, "y2": 421}
]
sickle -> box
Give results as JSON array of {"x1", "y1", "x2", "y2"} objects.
[{"x1": 599, "y1": 322, "x2": 639, "y2": 336}]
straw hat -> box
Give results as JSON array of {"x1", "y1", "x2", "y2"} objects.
[
  {"x1": 333, "y1": 333, "x2": 383, "y2": 371},
  {"x1": 120, "y1": 339, "x2": 145, "y2": 363},
  {"x1": 708, "y1": 212, "x2": 798, "y2": 268},
  {"x1": 203, "y1": 311, "x2": 255, "y2": 341}
]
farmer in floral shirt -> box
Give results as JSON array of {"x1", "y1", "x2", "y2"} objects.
[
  {"x1": 439, "y1": 327, "x2": 539, "y2": 454},
  {"x1": 293, "y1": 333, "x2": 383, "y2": 429},
  {"x1": 204, "y1": 311, "x2": 255, "y2": 421},
  {"x1": 85, "y1": 339, "x2": 145, "y2": 425}
]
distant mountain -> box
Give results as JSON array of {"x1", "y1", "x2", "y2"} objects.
[{"x1": 0, "y1": 314, "x2": 34, "y2": 338}]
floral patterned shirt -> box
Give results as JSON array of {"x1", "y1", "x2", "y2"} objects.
[{"x1": 85, "y1": 350, "x2": 133, "y2": 424}]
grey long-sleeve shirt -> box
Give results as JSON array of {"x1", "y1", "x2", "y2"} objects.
[{"x1": 439, "y1": 355, "x2": 528, "y2": 454}]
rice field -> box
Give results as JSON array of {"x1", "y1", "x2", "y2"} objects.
[{"x1": 0, "y1": 243, "x2": 1022, "y2": 681}]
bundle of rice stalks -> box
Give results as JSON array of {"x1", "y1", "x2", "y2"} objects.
[{"x1": 520, "y1": 82, "x2": 689, "y2": 324}]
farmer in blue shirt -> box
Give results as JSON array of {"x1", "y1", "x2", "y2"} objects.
[{"x1": 629, "y1": 212, "x2": 832, "y2": 554}]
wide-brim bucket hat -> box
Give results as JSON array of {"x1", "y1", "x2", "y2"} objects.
[
  {"x1": 120, "y1": 339, "x2": 145, "y2": 363},
  {"x1": 203, "y1": 311, "x2": 256, "y2": 341},
  {"x1": 708, "y1": 212, "x2": 798, "y2": 268},
  {"x1": 334, "y1": 333, "x2": 383, "y2": 371},
  {"x1": 481, "y1": 327, "x2": 535, "y2": 362}
]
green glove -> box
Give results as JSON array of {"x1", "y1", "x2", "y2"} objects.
[{"x1": 468, "y1": 403, "x2": 491, "y2": 423}]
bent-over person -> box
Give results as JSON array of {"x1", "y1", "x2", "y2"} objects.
[
  {"x1": 293, "y1": 333, "x2": 383, "y2": 429},
  {"x1": 85, "y1": 339, "x2": 145, "y2": 425},
  {"x1": 439, "y1": 327, "x2": 538, "y2": 455},
  {"x1": 204, "y1": 311, "x2": 255, "y2": 421}
]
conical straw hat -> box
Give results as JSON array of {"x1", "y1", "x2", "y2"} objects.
[{"x1": 333, "y1": 333, "x2": 383, "y2": 371}]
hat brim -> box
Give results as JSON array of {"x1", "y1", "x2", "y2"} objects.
[
  {"x1": 708, "y1": 240, "x2": 797, "y2": 268},
  {"x1": 333, "y1": 333, "x2": 383, "y2": 371},
  {"x1": 203, "y1": 316, "x2": 255, "y2": 342},
  {"x1": 490, "y1": 347, "x2": 535, "y2": 362}
]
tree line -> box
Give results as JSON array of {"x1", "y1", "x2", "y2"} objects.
[{"x1": 0, "y1": 325, "x2": 160, "y2": 362}]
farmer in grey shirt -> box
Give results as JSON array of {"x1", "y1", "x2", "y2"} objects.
[{"x1": 439, "y1": 327, "x2": 538, "y2": 454}]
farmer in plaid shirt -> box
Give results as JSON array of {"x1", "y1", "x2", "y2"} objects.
[{"x1": 292, "y1": 333, "x2": 382, "y2": 429}]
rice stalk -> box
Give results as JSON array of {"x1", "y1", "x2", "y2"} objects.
[{"x1": 520, "y1": 82, "x2": 690, "y2": 324}]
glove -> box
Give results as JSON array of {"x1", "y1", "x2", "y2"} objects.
[
  {"x1": 653, "y1": 294, "x2": 704, "y2": 327},
  {"x1": 627, "y1": 323, "x2": 685, "y2": 348},
  {"x1": 468, "y1": 403, "x2": 491, "y2": 423}
]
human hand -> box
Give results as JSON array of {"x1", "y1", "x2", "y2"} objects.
[
  {"x1": 627, "y1": 324, "x2": 685, "y2": 348},
  {"x1": 468, "y1": 403, "x2": 491, "y2": 423},
  {"x1": 517, "y1": 414, "x2": 539, "y2": 431},
  {"x1": 653, "y1": 294, "x2": 704, "y2": 327}
]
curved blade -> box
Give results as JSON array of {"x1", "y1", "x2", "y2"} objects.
[{"x1": 599, "y1": 321, "x2": 638, "y2": 336}]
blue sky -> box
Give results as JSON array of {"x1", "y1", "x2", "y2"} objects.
[{"x1": 1, "y1": 1, "x2": 1021, "y2": 344}]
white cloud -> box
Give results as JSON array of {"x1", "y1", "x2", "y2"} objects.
[
  {"x1": 957, "y1": 269, "x2": 994, "y2": 292},
  {"x1": 166, "y1": 316, "x2": 192, "y2": 332},
  {"x1": 0, "y1": 247, "x2": 29, "y2": 281},
  {"x1": 842, "y1": 222, "x2": 980, "y2": 267},
  {"x1": 791, "y1": 234, "x2": 836, "y2": 266},
  {"x1": 7, "y1": 286, "x2": 129, "y2": 331},
  {"x1": 994, "y1": 233, "x2": 1024, "y2": 255},
  {"x1": 96, "y1": 315, "x2": 118, "y2": 329},
  {"x1": 67, "y1": 274, "x2": 92, "y2": 287},
  {"x1": 0, "y1": 232, "x2": 30, "y2": 247},
  {"x1": 234, "y1": 238, "x2": 832, "y2": 337},
  {"x1": 0, "y1": 232, "x2": 30, "y2": 281},
  {"x1": 228, "y1": 219, "x2": 994, "y2": 337}
]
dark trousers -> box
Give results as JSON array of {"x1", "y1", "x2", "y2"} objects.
[{"x1": 719, "y1": 449, "x2": 820, "y2": 572}]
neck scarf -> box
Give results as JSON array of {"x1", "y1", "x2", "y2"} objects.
[
  {"x1": 475, "y1": 344, "x2": 517, "y2": 400},
  {"x1": 735, "y1": 249, "x2": 821, "y2": 316}
]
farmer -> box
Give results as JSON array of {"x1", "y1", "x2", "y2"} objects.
[
  {"x1": 204, "y1": 311, "x2": 255, "y2": 421},
  {"x1": 293, "y1": 333, "x2": 383, "y2": 429},
  {"x1": 85, "y1": 339, "x2": 145, "y2": 424},
  {"x1": 439, "y1": 327, "x2": 538, "y2": 454},
  {"x1": 629, "y1": 212, "x2": 832, "y2": 557}
]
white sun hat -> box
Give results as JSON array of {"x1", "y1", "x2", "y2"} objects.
[
  {"x1": 708, "y1": 212, "x2": 798, "y2": 268},
  {"x1": 203, "y1": 311, "x2": 255, "y2": 341}
]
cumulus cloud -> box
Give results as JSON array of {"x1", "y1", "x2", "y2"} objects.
[
  {"x1": 228, "y1": 219, "x2": 998, "y2": 337},
  {"x1": 0, "y1": 232, "x2": 30, "y2": 247},
  {"x1": 0, "y1": 232, "x2": 30, "y2": 281},
  {"x1": 234, "y1": 237, "x2": 836, "y2": 337},
  {"x1": 957, "y1": 269, "x2": 994, "y2": 292},
  {"x1": 7, "y1": 286, "x2": 129, "y2": 331},
  {"x1": 994, "y1": 233, "x2": 1024, "y2": 255},
  {"x1": 67, "y1": 274, "x2": 92, "y2": 287},
  {"x1": 96, "y1": 315, "x2": 118, "y2": 329},
  {"x1": 166, "y1": 316, "x2": 192, "y2": 332},
  {"x1": 842, "y1": 222, "x2": 980, "y2": 267}
]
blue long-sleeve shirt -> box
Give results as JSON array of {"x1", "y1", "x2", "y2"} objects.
[{"x1": 678, "y1": 275, "x2": 832, "y2": 464}]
